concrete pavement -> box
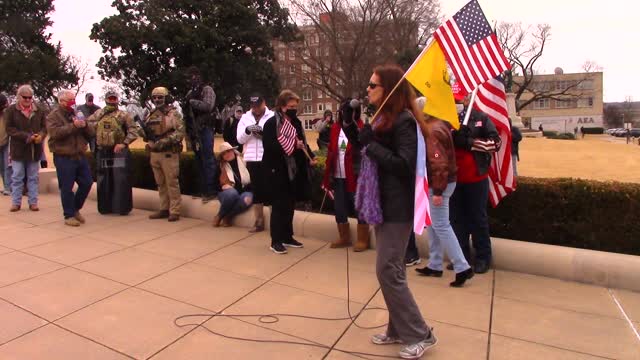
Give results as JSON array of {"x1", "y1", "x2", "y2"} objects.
[{"x1": 0, "y1": 194, "x2": 639, "y2": 359}]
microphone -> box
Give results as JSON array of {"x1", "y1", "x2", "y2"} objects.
[{"x1": 349, "y1": 98, "x2": 360, "y2": 109}]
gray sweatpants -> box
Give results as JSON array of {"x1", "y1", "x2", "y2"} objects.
[{"x1": 375, "y1": 222, "x2": 430, "y2": 344}]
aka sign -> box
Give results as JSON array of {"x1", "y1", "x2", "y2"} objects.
[{"x1": 577, "y1": 117, "x2": 595, "y2": 124}]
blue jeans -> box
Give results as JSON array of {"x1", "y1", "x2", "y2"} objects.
[
  {"x1": 53, "y1": 155, "x2": 93, "y2": 219},
  {"x1": 217, "y1": 188, "x2": 253, "y2": 219},
  {"x1": 450, "y1": 178, "x2": 491, "y2": 263},
  {"x1": 333, "y1": 178, "x2": 364, "y2": 224},
  {"x1": 427, "y1": 182, "x2": 471, "y2": 273},
  {"x1": 193, "y1": 127, "x2": 218, "y2": 196},
  {"x1": 11, "y1": 160, "x2": 39, "y2": 206},
  {"x1": 0, "y1": 145, "x2": 11, "y2": 193}
]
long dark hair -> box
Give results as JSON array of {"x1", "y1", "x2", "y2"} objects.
[{"x1": 372, "y1": 64, "x2": 423, "y2": 133}]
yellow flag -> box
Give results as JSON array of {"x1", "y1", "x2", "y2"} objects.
[{"x1": 406, "y1": 42, "x2": 459, "y2": 129}]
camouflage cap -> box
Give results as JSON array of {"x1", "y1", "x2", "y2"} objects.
[{"x1": 104, "y1": 90, "x2": 119, "y2": 99}]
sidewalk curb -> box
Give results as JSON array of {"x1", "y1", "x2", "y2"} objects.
[{"x1": 42, "y1": 173, "x2": 640, "y2": 292}]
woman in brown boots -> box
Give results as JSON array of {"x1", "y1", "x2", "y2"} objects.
[
  {"x1": 321, "y1": 99, "x2": 370, "y2": 251},
  {"x1": 212, "y1": 142, "x2": 253, "y2": 227}
]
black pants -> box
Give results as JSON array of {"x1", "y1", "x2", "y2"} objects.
[
  {"x1": 270, "y1": 193, "x2": 295, "y2": 245},
  {"x1": 246, "y1": 161, "x2": 265, "y2": 204},
  {"x1": 333, "y1": 178, "x2": 364, "y2": 224},
  {"x1": 450, "y1": 178, "x2": 491, "y2": 263}
]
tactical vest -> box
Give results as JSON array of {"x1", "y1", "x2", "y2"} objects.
[
  {"x1": 147, "y1": 110, "x2": 176, "y2": 137},
  {"x1": 96, "y1": 111, "x2": 126, "y2": 147}
]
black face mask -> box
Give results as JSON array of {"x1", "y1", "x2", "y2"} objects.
[{"x1": 285, "y1": 109, "x2": 297, "y2": 118}]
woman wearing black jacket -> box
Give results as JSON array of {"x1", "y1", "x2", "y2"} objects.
[
  {"x1": 358, "y1": 64, "x2": 436, "y2": 359},
  {"x1": 261, "y1": 90, "x2": 316, "y2": 254}
]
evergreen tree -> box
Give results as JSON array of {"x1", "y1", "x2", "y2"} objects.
[
  {"x1": 91, "y1": 0, "x2": 296, "y2": 106},
  {"x1": 0, "y1": 0, "x2": 79, "y2": 101}
]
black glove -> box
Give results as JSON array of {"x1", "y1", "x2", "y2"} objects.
[
  {"x1": 453, "y1": 124, "x2": 473, "y2": 150},
  {"x1": 339, "y1": 99, "x2": 362, "y2": 126},
  {"x1": 340, "y1": 100, "x2": 354, "y2": 125},
  {"x1": 358, "y1": 124, "x2": 374, "y2": 146}
]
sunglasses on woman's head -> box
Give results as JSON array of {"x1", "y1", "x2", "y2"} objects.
[
  {"x1": 21, "y1": 95, "x2": 33, "y2": 100},
  {"x1": 367, "y1": 83, "x2": 381, "y2": 90}
]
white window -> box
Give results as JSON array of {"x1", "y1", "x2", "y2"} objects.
[
  {"x1": 578, "y1": 97, "x2": 594, "y2": 108},
  {"x1": 324, "y1": 47, "x2": 330, "y2": 56},
  {"x1": 289, "y1": 49, "x2": 295, "y2": 60},
  {"x1": 304, "y1": 119, "x2": 314, "y2": 130},
  {"x1": 302, "y1": 49, "x2": 310, "y2": 59},
  {"x1": 555, "y1": 81, "x2": 568, "y2": 91},
  {"x1": 533, "y1": 98, "x2": 550, "y2": 109},
  {"x1": 555, "y1": 99, "x2": 570, "y2": 109},
  {"x1": 278, "y1": 52, "x2": 285, "y2": 61},
  {"x1": 317, "y1": 90, "x2": 323, "y2": 99},
  {"x1": 302, "y1": 91, "x2": 312, "y2": 101},
  {"x1": 301, "y1": 64, "x2": 309, "y2": 73},
  {"x1": 289, "y1": 65, "x2": 296, "y2": 74},
  {"x1": 578, "y1": 80, "x2": 594, "y2": 90},
  {"x1": 315, "y1": 48, "x2": 321, "y2": 57},
  {"x1": 325, "y1": 102, "x2": 333, "y2": 111},
  {"x1": 318, "y1": 103, "x2": 325, "y2": 112},
  {"x1": 303, "y1": 104, "x2": 313, "y2": 114}
]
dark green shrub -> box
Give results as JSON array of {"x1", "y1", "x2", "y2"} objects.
[
  {"x1": 582, "y1": 127, "x2": 604, "y2": 134},
  {"x1": 488, "y1": 177, "x2": 640, "y2": 256},
  {"x1": 547, "y1": 133, "x2": 576, "y2": 140},
  {"x1": 542, "y1": 130, "x2": 558, "y2": 137}
]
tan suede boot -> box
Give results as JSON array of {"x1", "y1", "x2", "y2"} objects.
[
  {"x1": 249, "y1": 204, "x2": 265, "y2": 233},
  {"x1": 353, "y1": 224, "x2": 370, "y2": 252},
  {"x1": 330, "y1": 223, "x2": 351, "y2": 248}
]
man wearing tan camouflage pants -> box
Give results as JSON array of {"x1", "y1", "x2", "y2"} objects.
[{"x1": 139, "y1": 87, "x2": 185, "y2": 222}]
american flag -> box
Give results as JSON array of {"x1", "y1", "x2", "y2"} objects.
[
  {"x1": 473, "y1": 76, "x2": 516, "y2": 207},
  {"x1": 278, "y1": 117, "x2": 297, "y2": 156},
  {"x1": 434, "y1": 0, "x2": 510, "y2": 93},
  {"x1": 414, "y1": 125, "x2": 431, "y2": 235}
]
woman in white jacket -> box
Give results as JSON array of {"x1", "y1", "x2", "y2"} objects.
[{"x1": 236, "y1": 94, "x2": 274, "y2": 232}]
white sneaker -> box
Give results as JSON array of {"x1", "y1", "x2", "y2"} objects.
[
  {"x1": 371, "y1": 333, "x2": 403, "y2": 345},
  {"x1": 398, "y1": 331, "x2": 438, "y2": 359}
]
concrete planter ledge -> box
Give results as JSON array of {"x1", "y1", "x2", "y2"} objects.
[{"x1": 42, "y1": 172, "x2": 640, "y2": 292}]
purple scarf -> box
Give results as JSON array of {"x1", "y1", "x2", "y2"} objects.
[{"x1": 355, "y1": 144, "x2": 383, "y2": 225}]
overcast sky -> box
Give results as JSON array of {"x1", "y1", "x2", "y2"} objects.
[{"x1": 49, "y1": 0, "x2": 637, "y2": 104}]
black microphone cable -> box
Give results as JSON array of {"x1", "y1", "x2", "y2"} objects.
[{"x1": 173, "y1": 244, "x2": 404, "y2": 359}]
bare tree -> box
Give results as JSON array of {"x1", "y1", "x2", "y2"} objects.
[
  {"x1": 498, "y1": 22, "x2": 593, "y2": 112},
  {"x1": 282, "y1": 0, "x2": 441, "y2": 100},
  {"x1": 582, "y1": 60, "x2": 603, "y2": 73},
  {"x1": 68, "y1": 56, "x2": 93, "y2": 95}
]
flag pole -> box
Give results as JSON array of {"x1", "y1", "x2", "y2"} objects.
[
  {"x1": 462, "y1": 87, "x2": 479, "y2": 126},
  {"x1": 368, "y1": 38, "x2": 435, "y2": 123}
]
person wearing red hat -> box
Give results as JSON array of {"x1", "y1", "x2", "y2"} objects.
[{"x1": 449, "y1": 82, "x2": 501, "y2": 274}]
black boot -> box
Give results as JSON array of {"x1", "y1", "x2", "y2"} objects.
[
  {"x1": 450, "y1": 268, "x2": 474, "y2": 287},
  {"x1": 415, "y1": 267, "x2": 443, "y2": 277}
]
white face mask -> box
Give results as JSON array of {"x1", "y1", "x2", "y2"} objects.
[{"x1": 455, "y1": 104, "x2": 465, "y2": 113}]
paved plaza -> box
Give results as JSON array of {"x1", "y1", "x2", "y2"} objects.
[{"x1": 0, "y1": 194, "x2": 639, "y2": 359}]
